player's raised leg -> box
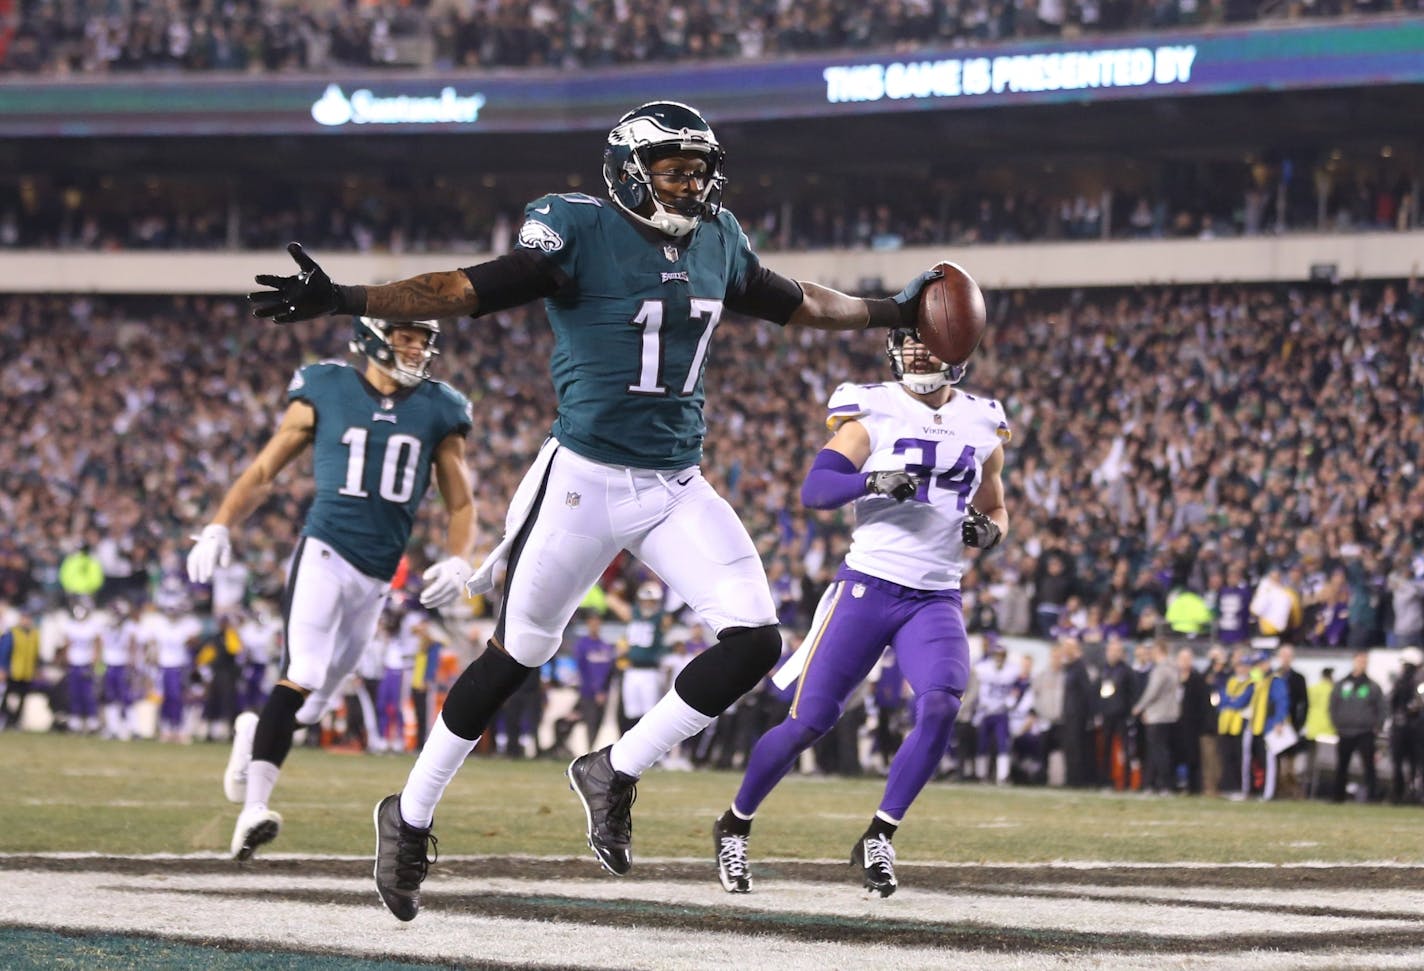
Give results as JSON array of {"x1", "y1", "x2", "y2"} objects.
[
  {"x1": 571, "y1": 476, "x2": 782, "y2": 876},
  {"x1": 378, "y1": 448, "x2": 619, "y2": 914}
]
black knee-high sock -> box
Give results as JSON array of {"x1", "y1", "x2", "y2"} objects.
[
  {"x1": 252, "y1": 683, "x2": 306, "y2": 767},
  {"x1": 439, "y1": 645, "x2": 536, "y2": 741}
]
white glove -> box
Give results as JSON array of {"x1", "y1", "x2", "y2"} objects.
[
  {"x1": 421, "y1": 556, "x2": 473, "y2": 608},
  {"x1": 186, "y1": 524, "x2": 232, "y2": 583}
]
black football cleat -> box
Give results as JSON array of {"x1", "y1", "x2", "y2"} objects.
[
  {"x1": 713, "y1": 816, "x2": 752, "y2": 894},
  {"x1": 567, "y1": 746, "x2": 637, "y2": 876},
  {"x1": 373, "y1": 793, "x2": 438, "y2": 921},
  {"x1": 851, "y1": 833, "x2": 898, "y2": 898}
]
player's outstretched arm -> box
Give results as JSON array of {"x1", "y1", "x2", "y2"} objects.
[
  {"x1": 249, "y1": 242, "x2": 479, "y2": 323},
  {"x1": 187, "y1": 401, "x2": 315, "y2": 583},
  {"x1": 420, "y1": 432, "x2": 478, "y2": 609},
  {"x1": 785, "y1": 269, "x2": 943, "y2": 332}
]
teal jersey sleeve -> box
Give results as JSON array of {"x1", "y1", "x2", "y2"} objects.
[
  {"x1": 430, "y1": 380, "x2": 474, "y2": 440},
  {"x1": 717, "y1": 209, "x2": 761, "y2": 301},
  {"x1": 513, "y1": 193, "x2": 605, "y2": 282}
]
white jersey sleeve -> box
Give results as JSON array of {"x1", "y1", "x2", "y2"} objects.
[{"x1": 840, "y1": 382, "x2": 1010, "y2": 590}]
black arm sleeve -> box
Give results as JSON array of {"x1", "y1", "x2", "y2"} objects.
[
  {"x1": 460, "y1": 249, "x2": 567, "y2": 318},
  {"x1": 724, "y1": 262, "x2": 805, "y2": 326}
]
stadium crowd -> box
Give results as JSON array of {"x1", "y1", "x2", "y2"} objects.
[
  {"x1": 5, "y1": 0, "x2": 1416, "y2": 76},
  {"x1": 3, "y1": 158, "x2": 1418, "y2": 254},
  {"x1": 2, "y1": 276, "x2": 1423, "y2": 793}
]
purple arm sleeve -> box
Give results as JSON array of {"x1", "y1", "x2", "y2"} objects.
[{"x1": 800, "y1": 448, "x2": 867, "y2": 510}]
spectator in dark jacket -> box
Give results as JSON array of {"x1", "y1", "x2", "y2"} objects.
[
  {"x1": 1096, "y1": 635, "x2": 1136, "y2": 789},
  {"x1": 1060, "y1": 637, "x2": 1096, "y2": 788},
  {"x1": 1329, "y1": 652, "x2": 1387, "y2": 802},
  {"x1": 1173, "y1": 648, "x2": 1212, "y2": 795}
]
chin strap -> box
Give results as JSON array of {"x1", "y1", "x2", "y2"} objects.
[
  {"x1": 615, "y1": 196, "x2": 700, "y2": 238},
  {"x1": 900, "y1": 372, "x2": 950, "y2": 394}
]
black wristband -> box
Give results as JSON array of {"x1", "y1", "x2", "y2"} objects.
[
  {"x1": 335, "y1": 285, "x2": 368, "y2": 316},
  {"x1": 864, "y1": 297, "x2": 905, "y2": 330}
]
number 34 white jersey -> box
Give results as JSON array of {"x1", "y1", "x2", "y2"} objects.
[{"x1": 827, "y1": 381, "x2": 1010, "y2": 591}]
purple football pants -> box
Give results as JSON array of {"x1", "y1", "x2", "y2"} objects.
[
  {"x1": 101, "y1": 665, "x2": 131, "y2": 707},
  {"x1": 734, "y1": 568, "x2": 969, "y2": 822},
  {"x1": 69, "y1": 666, "x2": 98, "y2": 720},
  {"x1": 160, "y1": 666, "x2": 187, "y2": 729},
  {"x1": 376, "y1": 667, "x2": 405, "y2": 748}
]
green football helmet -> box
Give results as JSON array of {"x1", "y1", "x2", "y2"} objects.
[
  {"x1": 602, "y1": 101, "x2": 726, "y2": 238},
  {"x1": 351, "y1": 317, "x2": 440, "y2": 387}
]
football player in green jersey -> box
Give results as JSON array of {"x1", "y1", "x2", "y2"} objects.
[
  {"x1": 248, "y1": 101, "x2": 944, "y2": 920},
  {"x1": 187, "y1": 317, "x2": 475, "y2": 863}
]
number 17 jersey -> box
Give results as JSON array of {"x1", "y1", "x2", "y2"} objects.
[
  {"x1": 514, "y1": 192, "x2": 761, "y2": 471},
  {"x1": 827, "y1": 381, "x2": 1011, "y2": 591}
]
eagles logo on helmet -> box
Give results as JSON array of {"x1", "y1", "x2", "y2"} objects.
[
  {"x1": 885, "y1": 328, "x2": 967, "y2": 395},
  {"x1": 602, "y1": 101, "x2": 726, "y2": 239},
  {"x1": 351, "y1": 317, "x2": 440, "y2": 388}
]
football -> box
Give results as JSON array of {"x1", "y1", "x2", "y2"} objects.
[{"x1": 916, "y1": 261, "x2": 986, "y2": 366}]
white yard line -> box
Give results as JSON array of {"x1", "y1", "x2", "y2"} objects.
[{"x1": 2, "y1": 868, "x2": 1422, "y2": 971}]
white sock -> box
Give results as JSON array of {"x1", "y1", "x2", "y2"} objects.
[
  {"x1": 399, "y1": 715, "x2": 477, "y2": 829},
  {"x1": 245, "y1": 760, "x2": 280, "y2": 811},
  {"x1": 610, "y1": 690, "x2": 713, "y2": 778},
  {"x1": 996, "y1": 754, "x2": 1011, "y2": 784}
]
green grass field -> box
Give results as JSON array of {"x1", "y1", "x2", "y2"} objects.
[{"x1": 3, "y1": 733, "x2": 1421, "y2": 864}]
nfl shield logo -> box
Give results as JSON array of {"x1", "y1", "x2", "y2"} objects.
[
  {"x1": 851, "y1": 583, "x2": 866, "y2": 599},
  {"x1": 934, "y1": 414, "x2": 942, "y2": 424},
  {"x1": 663, "y1": 244, "x2": 678, "y2": 263},
  {"x1": 565, "y1": 491, "x2": 581, "y2": 508}
]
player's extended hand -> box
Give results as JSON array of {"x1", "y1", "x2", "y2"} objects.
[
  {"x1": 866, "y1": 470, "x2": 919, "y2": 503},
  {"x1": 186, "y1": 524, "x2": 232, "y2": 583},
  {"x1": 890, "y1": 266, "x2": 945, "y2": 328},
  {"x1": 962, "y1": 508, "x2": 1002, "y2": 550},
  {"x1": 420, "y1": 556, "x2": 473, "y2": 608},
  {"x1": 249, "y1": 243, "x2": 349, "y2": 323}
]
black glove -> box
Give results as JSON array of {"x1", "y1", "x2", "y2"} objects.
[
  {"x1": 962, "y1": 508, "x2": 1002, "y2": 550},
  {"x1": 866, "y1": 470, "x2": 919, "y2": 503},
  {"x1": 890, "y1": 266, "x2": 945, "y2": 327},
  {"x1": 249, "y1": 242, "x2": 360, "y2": 323}
]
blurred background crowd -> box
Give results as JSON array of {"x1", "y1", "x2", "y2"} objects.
[
  {"x1": 2, "y1": 151, "x2": 1418, "y2": 254},
  {"x1": 5, "y1": 0, "x2": 1418, "y2": 75}
]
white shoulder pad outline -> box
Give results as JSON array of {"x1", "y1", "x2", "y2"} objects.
[{"x1": 825, "y1": 381, "x2": 874, "y2": 431}]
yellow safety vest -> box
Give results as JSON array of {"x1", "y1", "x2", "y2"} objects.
[{"x1": 8, "y1": 625, "x2": 40, "y2": 681}]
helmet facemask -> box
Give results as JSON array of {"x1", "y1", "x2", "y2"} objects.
[
  {"x1": 603, "y1": 101, "x2": 726, "y2": 238},
  {"x1": 351, "y1": 317, "x2": 440, "y2": 388},
  {"x1": 886, "y1": 328, "x2": 966, "y2": 395}
]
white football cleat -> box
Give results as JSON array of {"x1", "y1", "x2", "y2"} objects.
[
  {"x1": 231, "y1": 805, "x2": 282, "y2": 862},
  {"x1": 223, "y1": 712, "x2": 259, "y2": 803}
]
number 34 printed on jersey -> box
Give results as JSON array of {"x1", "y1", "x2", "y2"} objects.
[{"x1": 893, "y1": 438, "x2": 978, "y2": 510}]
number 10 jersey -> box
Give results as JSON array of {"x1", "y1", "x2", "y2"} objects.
[
  {"x1": 826, "y1": 381, "x2": 1011, "y2": 591},
  {"x1": 289, "y1": 362, "x2": 472, "y2": 581}
]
